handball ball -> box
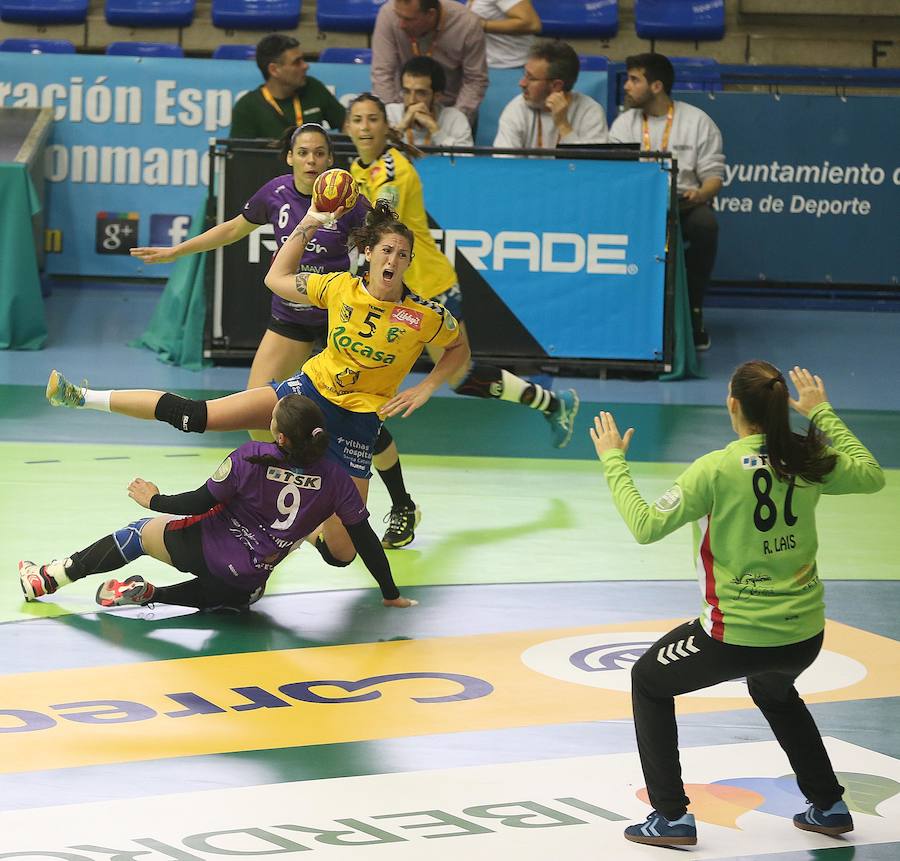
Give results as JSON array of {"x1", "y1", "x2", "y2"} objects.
[{"x1": 312, "y1": 168, "x2": 359, "y2": 213}]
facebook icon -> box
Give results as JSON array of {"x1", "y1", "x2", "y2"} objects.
[{"x1": 149, "y1": 214, "x2": 192, "y2": 247}]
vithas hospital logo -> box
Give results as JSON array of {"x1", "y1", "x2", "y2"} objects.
[
  {"x1": 521, "y1": 631, "x2": 868, "y2": 698},
  {"x1": 431, "y1": 228, "x2": 639, "y2": 275}
]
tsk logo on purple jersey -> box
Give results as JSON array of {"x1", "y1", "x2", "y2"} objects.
[{"x1": 266, "y1": 467, "x2": 322, "y2": 490}]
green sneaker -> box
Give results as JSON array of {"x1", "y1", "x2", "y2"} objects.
[{"x1": 46, "y1": 369, "x2": 85, "y2": 408}]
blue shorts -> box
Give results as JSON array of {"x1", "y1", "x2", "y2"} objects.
[
  {"x1": 431, "y1": 282, "x2": 464, "y2": 322},
  {"x1": 270, "y1": 373, "x2": 382, "y2": 480}
]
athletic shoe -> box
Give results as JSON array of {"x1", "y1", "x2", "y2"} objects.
[
  {"x1": 46, "y1": 369, "x2": 85, "y2": 408},
  {"x1": 381, "y1": 502, "x2": 421, "y2": 549},
  {"x1": 19, "y1": 560, "x2": 60, "y2": 601},
  {"x1": 694, "y1": 329, "x2": 711, "y2": 352},
  {"x1": 545, "y1": 388, "x2": 580, "y2": 449},
  {"x1": 793, "y1": 801, "x2": 854, "y2": 836},
  {"x1": 624, "y1": 811, "x2": 697, "y2": 846},
  {"x1": 95, "y1": 575, "x2": 156, "y2": 608}
]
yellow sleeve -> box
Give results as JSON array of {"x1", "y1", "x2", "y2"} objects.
[
  {"x1": 427, "y1": 307, "x2": 462, "y2": 349},
  {"x1": 306, "y1": 272, "x2": 343, "y2": 309}
]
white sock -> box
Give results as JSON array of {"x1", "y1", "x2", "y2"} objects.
[
  {"x1": 82, "y1": 389, "x2": 112, "y2": 412},
  {"x1": 45, "y1": 558, "x2": 73, "y2": 587},
  {"x1": 498, "y1": 369, "x2": 530, "y2": 403}
]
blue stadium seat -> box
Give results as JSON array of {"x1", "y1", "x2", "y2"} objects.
[
  {"x1": 0, "y1": 0, "x2": 87, "y2": 24},
  {"x1": 635, "y1": 0, "x2": 725, "y2": 41},
  {"x1": 0, "y1": 37, "x2": 76, "y2": 53},
  {"x1": 317, "y1": 0, "x2": 386, "y2": 33},
  {"x1": 579, "y1": 55, "x2": 609, "y2": 72},
  {"x1": 670, "y1": 56, "x2": 723, "y2": 91},
  {"x1": 533, "y1": 0, "x2": 618, "y2": 38},
  {"x1": 212, "y1": 0, "x2": 301, "y2": 30},
  {"x1": 105, "y1": 0, "x2": 195, "y2": 28},
  {"x1": 212, "y1": 43, "x2": 256, "y2": 60},
  {"x1": 318, "y1": 47, "x2": 373, "y2": 64},
  {"x1": 106, "y1": 41, "x2": 185, "y2": 57}
]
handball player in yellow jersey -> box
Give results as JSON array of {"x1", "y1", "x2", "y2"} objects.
[
  {"x1": 46, "y1": 201, "x2": 468, "y2": 569},
  {"x1": 345, "y1": 93, "x2": 580, "y2": 446}
]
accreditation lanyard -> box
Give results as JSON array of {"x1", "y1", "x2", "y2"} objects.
[
  {"x1": 262, "y1": 85, "x2": 303, "y2": 126},
  {"x1": 641, "y1": 102, "x2": 674, "y2": 152},
  {"x1": 409, "y1": 15, "x2": 442, "y2": 57}
]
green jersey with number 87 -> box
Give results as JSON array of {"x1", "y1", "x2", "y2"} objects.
[{"x1": 600, "y1": 402, "x2": 884, "y2": 646}]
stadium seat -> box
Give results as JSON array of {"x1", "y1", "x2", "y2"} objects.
[
  {"x1": 318, "y1": 47, "x2": 373, "y2": 64},
  {"x1": 0, "y1": 0, "x2": 87, "y2": 24},
  {"x1": 212, "y1": 43, "x2": 256, "y2": 60},
  {"x1": 105, "y1": 0, "x2": 195, "y2": 28},
  {"x1": 0, "y1": 37, "x2": 76, "y2": 53},
  {"x1": 316, "y1": 0, "x2": 387, "y2": 33},
  {"x1": 106, "y1": 41, "x2": 185, "y2": 57},
  {"x1": 670, "y1": 56, "x2": 723, "y2": 91},
  {"x1": 579, "y1": 55, "x2": 609, "y2": 72},
  {"x1": 635, "y1": 0, "x2": 725, "y2": 41},
  {"x1": 532, "y1": 0, "x2": 618, "y2": 39},
  {"x1": 212, "y1": 0, "x2": 301, "y2": 30}
]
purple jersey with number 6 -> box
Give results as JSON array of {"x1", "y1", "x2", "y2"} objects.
[
  {"x1": 198, "y1": 441, "x2": 367, "y2": 589},
  {"x1": 242, "y1": 174, "x2": 370, "y2": 328}
]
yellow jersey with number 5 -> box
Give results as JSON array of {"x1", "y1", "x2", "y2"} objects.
[
  {"x1": 350, "y1": 147, "x2": 458, "y2": 300},
  {"x1": 300, "y1": 271, "x2": 460, "y2": 412}
]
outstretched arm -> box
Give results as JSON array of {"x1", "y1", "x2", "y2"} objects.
[
  {"x1": 128, "y1": 477, "x2": 219, "y2": 515},
  {"x1": 131, "y1": 214, "x2": 257, "y2": 264}
]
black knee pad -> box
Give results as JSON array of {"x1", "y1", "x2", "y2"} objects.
[
  {"x1": 315, "y1": 536, "x2": 356, "y2": 568},
  {"x1": 453, "y1": 363, "x2": 503, "y2": 399},
  {"x1": 155, "y1": 393, "x2": 208, "y2": 434},
  {"x1": 373, "y1": 425, "x2": 393, "y2": 456}
]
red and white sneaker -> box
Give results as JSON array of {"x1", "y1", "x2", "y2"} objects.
[
  {"x1": 96, "y1": 575, "x2": 156, "y2": 608},
  {"x1": 19, "y1": 560, "x2": 61, "y2": 601}
]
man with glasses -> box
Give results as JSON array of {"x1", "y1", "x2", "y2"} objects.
[
  {"x1": 493, "y1": 39, "x2": 608, "y2": 151},
  {"x1": 230, "y1": 34, "x2": 346, "y2": 139},
  {"x1": 386, "y1": 56, "x2": 474, "y2": 147},
  {"x1": 372, "y1": 0, "x2": 488, "y2": 128}
]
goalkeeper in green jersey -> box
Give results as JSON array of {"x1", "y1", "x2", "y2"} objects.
[{"x1": 591, "y1": 362, "x2": 885, "y2": 848}]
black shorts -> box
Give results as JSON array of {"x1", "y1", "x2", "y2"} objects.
[
  {"x1": 267, "y1": 316, "x2": 325, "y2": 343},
  {"x1": 163, "y1": 517, "x2": 256, "y2": 606}
]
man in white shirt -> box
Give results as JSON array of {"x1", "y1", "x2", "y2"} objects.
[
  {"x1": 467, "y1": 0, "x2": 541, "y2": 69},
  {"x1": 386, "y1": 56, "x2": 474, "y2": 147},
  {"x1": 609, "y1": 53, "x2": 725, "y2": 351},
  {"x1": 493, "y1": 39, "x2": 609, "y2": 151}
]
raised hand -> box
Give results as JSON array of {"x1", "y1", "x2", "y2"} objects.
[
  {"x1": 589, "y1": 411, "x2": 635, "y2": 459},
  {"x1": 788, "y1": 366, "x2": 828, "y2": 416}
]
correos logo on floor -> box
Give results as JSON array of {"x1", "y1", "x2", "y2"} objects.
[{"x1": 520, "y1": 631, "x2": 868, "y2": 698}]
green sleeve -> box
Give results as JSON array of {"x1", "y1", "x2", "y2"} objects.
[
  {"x1": 229, "y1": 90, "x2": 259, "y2": 138},
  {"x1": 808, "y1": 402, "x2": 885, "y2": 495},
  {"x1": 599, "y1": 450, "x2": 716, "y2": 544}
]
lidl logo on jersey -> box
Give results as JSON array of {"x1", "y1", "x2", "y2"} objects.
[
  {"x1": 149, "y1": 214, "x2": 192, "y2": 247},
  {"x1": 431, "y1": 228, "x2": 636, "y2": 276},
  {"x1": 266, "y1": 467, "x2": 321, "y2": 490}
]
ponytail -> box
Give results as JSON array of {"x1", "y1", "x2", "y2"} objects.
[
  {"x1": 348, "y1": 199, "x2": 415, "y2": 256},
  {"x1": 730, "y1": 360, "x2": 837, "y2": 484},
  {"x1": 244, "y1": 394, "x2": 330, "y2": 470}
]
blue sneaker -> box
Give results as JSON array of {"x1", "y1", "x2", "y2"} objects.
[
  {"x1": 545, "y1": 388, "x2": 579, "y2": 449},
  {"x1": 624, "y1": 811, "x2": 697, "y2": 846},
  {"x1": 793, "y1": 800, "x2": 854, "y2": 836},
  {"x1": 46, "y1": 369, "x2": 85, "y2": 408}
]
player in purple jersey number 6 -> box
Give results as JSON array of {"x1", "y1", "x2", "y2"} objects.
[
  {"x1": 591, "y1": 364, "x2": 884, "y2": 847},
  {"x1": 19, "y1": 394, "x2": 416, "y2": 613}
]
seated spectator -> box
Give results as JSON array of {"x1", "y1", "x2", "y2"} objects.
[
  {"x1": 372, "y1": 0, "x2": 488, "y2": 128},
  {"x1": 467, "y1": 0, "x2": 541, "y2": 69},
  {"x1": 231, "y1": 34, "x2": 346, "y2": 138},
  {"x1": 386, "y1": 56, "x2": 474, "y2": 147},
  {"x1": 609, "y1": 53, "x2": 725, "y2": 351},
  {"x1": 493, "y1": 39, "x2": 609, "y2": 150}
]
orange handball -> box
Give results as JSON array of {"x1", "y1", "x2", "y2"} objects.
[{"x1": 312, "y1": 168, "x2": 359, "y2": 213}]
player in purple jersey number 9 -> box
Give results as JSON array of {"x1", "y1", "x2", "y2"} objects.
[{"x1": 19, "y1": 394, "x2": 417, "y2": 613}]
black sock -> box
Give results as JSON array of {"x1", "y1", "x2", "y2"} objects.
[
  {"x1": 376, "y1": 461, "x2": 413, "y2": 509},
  {"x1": 521, "y1": 384, "x2": 559, "y2": 414},
  {"x1": 67, "y1": 535, "x2": 127, "y2": 581}
]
